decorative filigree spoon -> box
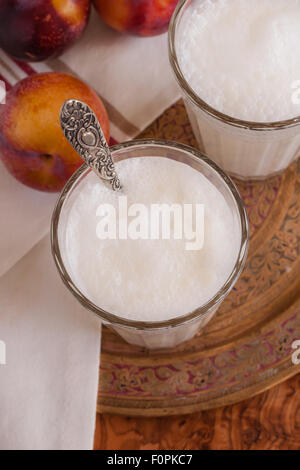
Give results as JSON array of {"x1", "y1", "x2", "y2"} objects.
[{"x1": 60, "y1": 99, "x2": 122, "y2": 191}]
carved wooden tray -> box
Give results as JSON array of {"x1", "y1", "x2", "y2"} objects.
[{"x1": 97, "y1": 100, "x2": 300, "y2": 416}]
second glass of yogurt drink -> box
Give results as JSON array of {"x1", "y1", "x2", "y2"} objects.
[
  {"x1": 169, "y1": 0, "x2": 300, "y2": 180},
  {"x1": 51, "y1": 140, "x2": 248, "y2": 349}
]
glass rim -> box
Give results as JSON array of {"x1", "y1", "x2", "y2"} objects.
[
  {"x1": 51, "y1": 139, "x2": 249, "y2": 331},
  {"x1": 168, "y1": 0, "x2": 300, "y2": 131}
]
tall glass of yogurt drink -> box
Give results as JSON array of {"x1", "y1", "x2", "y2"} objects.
[
  {"x1": 169, "y1": 0, "x2": 300, "y2": 180},
  {"x1": 51, "y1": 140, "x2": 249, "y2": 349}
]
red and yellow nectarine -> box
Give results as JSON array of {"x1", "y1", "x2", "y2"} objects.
[
  {"x1": 0, "y1": 73, "x2": 110, "y2": 192},
  {"x1": 93, "y1": 0, "x2": 178, "y2": 37},
  {"x1": 0, "y1": 0, "x2": 91, "y2": 62}
]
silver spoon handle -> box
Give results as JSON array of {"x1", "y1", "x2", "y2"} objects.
[{"x1": 60, "y1": 99, "x2": 121, "y2": 191}]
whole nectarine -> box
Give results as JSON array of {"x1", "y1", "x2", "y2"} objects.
[
  {"x1": 0, "y1": 0, "x2": 91, "y2": 62},
  {"x1": 0, "y1": 72, "x2": 110, "y2": 192},
  {"x1": 93, "y1": 0, "x2": 178, "y2": 37}
]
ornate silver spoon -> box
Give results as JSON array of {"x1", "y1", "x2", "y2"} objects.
[{"x1": 60, "y1": 99, "x2": 122, "y2": 191}]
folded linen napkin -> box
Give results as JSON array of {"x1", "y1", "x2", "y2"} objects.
[{"x1": 0, "y1": 235, "x2": 101, "y2": 450}]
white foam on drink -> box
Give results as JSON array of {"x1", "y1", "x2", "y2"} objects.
[
  {"x1": 59, "y1": 157, "x2": 240, "y2": 322},
  {"x1": 176, "y1": 0, "x2": 300, "y2": 122}
]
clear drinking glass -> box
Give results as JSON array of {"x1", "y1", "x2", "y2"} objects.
[
  {"x1": 51, "y1": 140, "x2": 249, "y2": 349},
  {"x1": 169, "y1": 0, "x2": 300, "y2": 180}
]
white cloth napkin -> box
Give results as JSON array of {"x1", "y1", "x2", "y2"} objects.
[
  {"x1": 0, "y1": 161, "x2": 57, "y2": 278},
  {"x1": 36, "y1": 10, "x2": 181, "y2": 142},
  {"x1": 0, "y1": 8, "x2": 180, "y2": 449},
  {"x1": 0, "y1": 235, "x2": 101, "y2": 450}
]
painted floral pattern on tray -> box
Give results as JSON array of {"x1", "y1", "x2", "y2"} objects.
[{"x1": 100, "y1": 312, "x2": 300, "y2": 398}]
